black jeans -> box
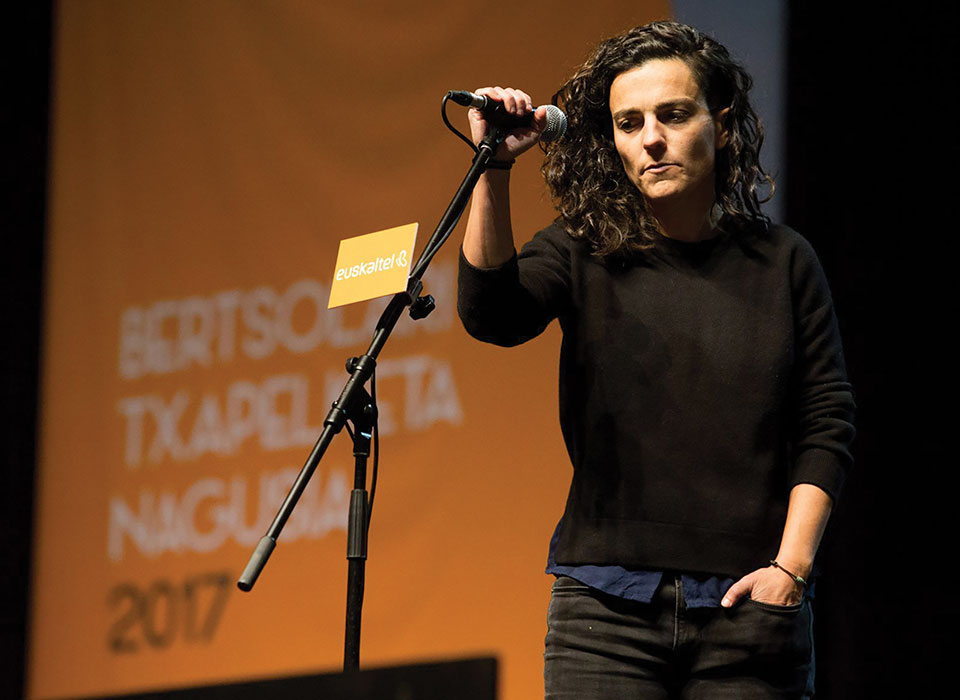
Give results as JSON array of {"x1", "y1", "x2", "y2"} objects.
[{"x1": 544, "y1": 575, "x2": 815, "y2": 699}]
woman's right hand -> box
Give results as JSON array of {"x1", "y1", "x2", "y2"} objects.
[{"x1": 467, "y1": 86, "x2": 549, "y2": 162}]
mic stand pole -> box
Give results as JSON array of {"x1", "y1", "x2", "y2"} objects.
[
  {"x1": 343, "y1": 376, "x2": 375, "y2": 672},
  {"x1": 237, "y1": 126, "x2": 508, "y2": 673}
]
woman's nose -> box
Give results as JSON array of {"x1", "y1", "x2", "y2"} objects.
[{"x1": 641, "y1": 120, "x2": 666, "y2": 151}]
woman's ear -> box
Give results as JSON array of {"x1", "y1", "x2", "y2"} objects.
[{"x1": 715, "y1": 107, "x2": 731, "y2": 149}]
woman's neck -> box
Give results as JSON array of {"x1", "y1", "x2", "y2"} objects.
[{"x1": 650, "y1": 200, "x2": 719, "y2": 242}]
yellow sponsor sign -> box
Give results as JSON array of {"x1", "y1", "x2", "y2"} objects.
[{"x1": 328, "y1": 223, "x2": 418, "y2": 308}]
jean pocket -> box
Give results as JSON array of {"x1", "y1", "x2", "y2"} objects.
[
  {"x1": 744, "y1": 597, "x2": 805, "y2": 614},
  {"x1": 723, "y1": 598, "x2": 814, "y2": 693}
]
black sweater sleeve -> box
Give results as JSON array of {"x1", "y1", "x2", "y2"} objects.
[
  {"x1": 787, "y1": 235, "x2": 856, "y2": 501},
  {"x1": 457, "y1": 223, "x2": 572, "y2": 347}
]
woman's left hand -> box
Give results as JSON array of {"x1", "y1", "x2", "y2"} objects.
[{"x1": 721, "y1": 564, "x2": 804, "y2": 608}]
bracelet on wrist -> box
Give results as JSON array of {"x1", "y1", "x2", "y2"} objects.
[
  {"x1": 485, "y1": 158, "x2": 515, "y2": 170},
  {"x1": 769, "y1": 560, "x2": 807, "y2": 588}
]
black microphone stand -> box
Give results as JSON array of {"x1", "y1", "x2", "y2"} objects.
[{"x1": 237, "y1": 125, "x2": 509, "y2": 673}]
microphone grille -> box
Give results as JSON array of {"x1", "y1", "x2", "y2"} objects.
[{"x1": 540, "y1": 105, "x2": 568, "y2": 142}]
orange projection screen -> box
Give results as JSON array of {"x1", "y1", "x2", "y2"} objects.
[{"x1": 31, "y1": 2, "x2": 669, "y2": 699}]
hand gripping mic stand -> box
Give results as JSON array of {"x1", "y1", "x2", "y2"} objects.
[{"x1": 236, "y1": 121, "x2": 511, "y2": 672}]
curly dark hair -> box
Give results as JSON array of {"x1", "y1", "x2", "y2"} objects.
[{"x1": 542, "y1": 21, "x2": 774, "y2": 256}]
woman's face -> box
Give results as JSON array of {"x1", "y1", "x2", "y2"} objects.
[{"x1": 609, "y1": 58, "x2": 728, "y2": 212}]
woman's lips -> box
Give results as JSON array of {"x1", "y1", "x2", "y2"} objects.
[{"x1": 643, "y1": 163, "x2": 677, "y2": 174}]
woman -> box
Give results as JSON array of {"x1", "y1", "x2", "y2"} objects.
[{"x1": 458, "y1": 21, "x2": 854, "y2": 699}]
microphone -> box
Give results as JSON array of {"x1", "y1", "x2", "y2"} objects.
[{"x1": 447, "y1": 90, "x2": 567, "y2": 142}]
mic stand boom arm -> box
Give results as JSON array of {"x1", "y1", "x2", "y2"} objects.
[{"x1": 236, "y1": 126, "x2": 509, "y2": 672}]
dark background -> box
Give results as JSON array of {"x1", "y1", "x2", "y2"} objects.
[{"x1": 2, "y1": 3, "x2": 952, "y2": 698}]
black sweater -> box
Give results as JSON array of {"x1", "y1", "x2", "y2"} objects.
[{"x1": 458, "y1": 220, "x2": 855, "y2": 578}]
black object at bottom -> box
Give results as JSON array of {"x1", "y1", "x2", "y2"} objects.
[{"x1": 67, "y1": 657, "x2": 498, "y2": 700}]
